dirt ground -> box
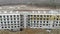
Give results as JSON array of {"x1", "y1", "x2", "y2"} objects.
[{"x1": 0, "y1": 28, "x2": 60, "y2": 34}]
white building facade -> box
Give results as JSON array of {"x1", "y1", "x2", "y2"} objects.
[{"x1": 0, "y1": 10, "x2": 60, "y2": 31}]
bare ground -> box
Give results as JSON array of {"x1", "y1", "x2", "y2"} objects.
[{"x1": 0, "y1": 28, "x2": 60, "y2": 34}]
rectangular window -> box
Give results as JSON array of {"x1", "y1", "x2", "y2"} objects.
[
  {"x1": 11, "y1": 21, "x2": 13, "y2": 23},
  {"x1": 14, "y1": 21, "x2": 16, "y2": 23},
  {"x1": 14, "y1": 18, "x2": 16, "y2": 20},
  {"x1": 17, "y1": 18, "x2": 19, "y2": 20},
  {"x1": 11, "y1": 26, "x2": 13, "y2": 28},
  {"x1": 59, "y1": 24, "x2": 60, "y2": 26},
  {"x1": 17, "y1": 21, "x2": 19, "y2": 23},
  {"x1": 31, "y1": 15, "x2": 33, "y2": 17},
  {"x1": 40, "y1": 18, "x2": 42, "y2": 20},
  {"x1": 43, "y1": 24, "x2": 45, "y2": 26},
  {"x1": 17, "y1": 15, "x2": 19, "y2": 17},
  {"x1": 34, "y1": 15, "x2": 36, "y2": 17},
  {"x1": 14, "y1": 15, "x2": 16, "y2": 17},
  {"x1": 47, "y1": 15, "x2": 49, "y2": 17},
  {"x1": 40, "y1": 15, "x2": 42, "y2": 17},
  {"x1": 0, "y1": 16, "x2": 2, "y2": 18},
  {"x1": 46, "y1": 24, "x2": 48, "y2": 26},
  {"x1": 28, "y1": 15, "x2": 30, "y2": 17},
  {"x1": 44, "y1": 15, "x2": 46, "y2": 17},
  {"x1": 43, "y1": 21, "x2": 45, "y2": 23},
  {"x1": 37, "y1": 15, "x2": 39, "y2": 17},
  {"x1": 40, "y1": 21, "x2": 42, "y2": 23},
  {"x1": 10, "y1": 15, "x2": 12, "y2": 17},
  {"x1": 56, "y1": 24, "x2": 57, "y2": 26},
  {"x1": 7, "y1": 19, "x2": 9, "y2": 20},
  {"x1": 3, "y1": 15, "x2": 5, "y2": 18},
  {"x1": 47, "y1": 21, "x2": 48, "y2": 23},
  {"x1": 7, "y1": 15, "x2": 9, "y2": 18}
]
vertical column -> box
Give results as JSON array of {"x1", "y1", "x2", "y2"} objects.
[{"x1": 24, "y1": 14, "x2": 27, "y2": 28}]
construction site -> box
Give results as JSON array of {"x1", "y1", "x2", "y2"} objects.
[{"x1": 0, "y1": 0, "x2": 60, "y2": 34}]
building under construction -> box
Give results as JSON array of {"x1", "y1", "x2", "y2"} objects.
[{"x1": 0, "y1": 5, "x2": 59, "y2": 31}]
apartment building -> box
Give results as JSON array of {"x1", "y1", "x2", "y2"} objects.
[{"x1": 0, "y1": 5, "x2": 60, "y2": 31}]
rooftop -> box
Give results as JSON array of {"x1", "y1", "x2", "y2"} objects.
[{"x1": 0, "y1": 5, "x2": 59, "y2": 10}]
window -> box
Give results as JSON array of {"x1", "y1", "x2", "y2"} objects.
[
  {"x1": 56, "y1": 24, "x2": 57, "y2": 26},
  {"x1": 11, "y1": 21, "x2": 13, "y2": 23},
  {"x1": 1, "y1": 19, "x2": 2, "y2": 21},
  {"x1": 40, "y1": 24, "x2": 42, "y2": 25},
  {"x1": 18, "y1": 26, "x2": 19, "y2": 27},
  {"x1": 21, "y1": 22, "x2": 23, "y2": 23},
  {"x1": 47, "y1": 18, "x2": 49, "y2": 20},
  {"x1": 53, "y1": 25, "x2": 54, "y2": 27},
  {"x1": 17, "y1": 18, "x2": 19, "y2": 20},
  {"x1": 11, "y1": 26, "x2": 13, "y2": 28},
  {"x1": 40, "y1": 15, "x2": 42, "y2": 17},
  {"x1": 5, "y1": 27, "x2": 7, "y2": 28},
  {"x1": 10, "y1": 15, "x2": 12, "y2": 17},
  {"x1": 4, "y1": 22, "x2": 6, "y2": 23},
  {"x1": 34, "y1": 21, "x2": 36, "y2": 23},
  {"x1": 56, "y1": 21, "x2": 58, "y2": 23},
  {"x1": 47, "y1": 21, "x2": 48, "y2": 23},
  {"x1": 28, "y1": 18, "x2": 30, "y2": 20},
  {"x1": 7, "y1": 19, "x2": 9, "y2": 20},
  {"x1": 14, "y1": 21, "x2": 16, "y2": 23},
  {"x1": 43, "y1": 24, "x2": 45, "y2": 26},
  {"x1": 11, "y1": 24, "x2": 13, "y2": 25},
  {"x1": 7, "y1": 15, "x2": 9, "y2": 18},
  {"x1": 1, "y1": 22, "x2": 3, "y2": 23},
  {"x1": 14, "y1": 15, "x2": 16, "y2": 17},
  {"x1": 17, "y1": 21, "x2": 19, "y2": 23},
  {"x1": 20, "y1": 24, "x2": 23, "y2": 26},
  {"x1": 27, "y1": 24, "x2": 30, "y2": 26},
  {"x1": 28, "y1": 15, "x2": 30, "y2": 17},
  {"x1": 43, "y1": 21, "x2": 45, "y2": 23},
  {"x1": 17, "y1": 24, "x2": 19, "y2": 25},
  {"x1": 44, "y1": 15, "x2": 46, "y2": 17},
  {"x1": 37, "y1": 15, "x2": 39, "y2": 17},
  {"x1": 46, "y1": 24, "x2": 48, "y2": 26},
  {"x1": 40, "y1": 26, "x2": 42, "y2": 27},
  {"x1": 14, "y1": 18, "x2": 16, "y2": 20},
  {"x1": 37, "y1": 26, "x2": 38, "y2": 27},
  {"x1": 40, "y1": 18, "x2": 42, "y2": 20},
  {"x1": 17, "y1": 15, "x2": 19, "y2": 17},
  {"x1": 2, "y1": 27, "x2": 4, "y2": 28},
  {"x1": 37, "y1": 18, "x2": 39, "y2": 20},
  {"x1": 20, "y1": 15, "x2": 23, "y2": 17},
  {"x1": 43, "y1": 18, "x2": 45, "y2": 20},
  {"x1": 3, "y1": 16, "x2": 5, "y2": 18},
  {"x1": 40, "y1": 21, "x2": 42, "y2": 23},
  {"x1": 37, "y1": 21, "x2": 39, "y2": 23},
  {"x1": 59, "y1": 24, "x2": 60, "y2": 26},
  {"x1": 57, "y1": 19, "x2": 58, "y2": 20},
  {"x1": 11, "y1": 18, "x2": 12, "y2": 20},
  {"x1": 31, "y1": 15, "x2": 33, "y2": 17},
  {"x1": 8, "y1": 26, "x2": 10, "y2": 28},
  {"x1": 7, "y1": 21, "x2": 9, "y2": 23},
  {"x1": 47, "y1": 15, "x2": 49, "y2": 17},
  {"x1": 14, "y1": 24, "x2": 16, "y2": 25},
  {"x1": 28, "y1": 22, "x2": 30, "y2": 23},
  {"x1": 4, "y1": 19, "x2": 6, "y2": 21},
  {"x1": 0, "y1": 16, "x2": 2, "y2": 18},
  {"x1": 34, "y1": 15, "x2": 36, "y2": 17}
]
